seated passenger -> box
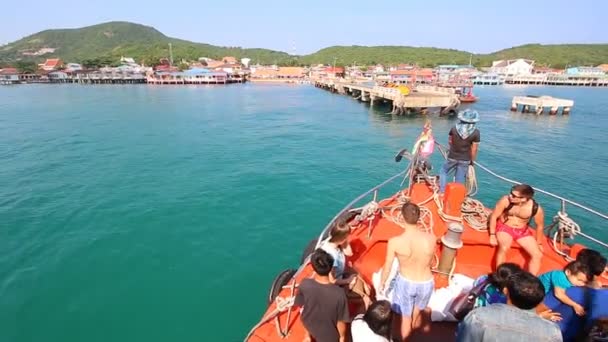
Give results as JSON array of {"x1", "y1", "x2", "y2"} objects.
[
  {"x1": 379, "y1": 202, "x2": 436, "y2": 341},
  {"x1": 576, "y1": 248, "x2": 607, "y2": 289},
  {"x1": 351, "y1": 300, "x2": 393, "y2": 342},
  {"x1": 456, "y1": 263, "x2": 559, "y2": 322},
  {"x1": 488, "y1": 184, "x2": 545, "y2": 275},
  {"x1": 456, "y1": 271, "x2": 562, "y2": 342},
  {"x1": 320, "y1": 219, "x2": 371, "y2": 308},
  {"x1": 542, "y1": 287, "x2": 608, "y2": 341},
  {"x1": 539, "y1": 261, "x2": 591, "y2": 316},
  {"x1": 587, "y1": 317, "x2": 608, "y2": 341},
  {"x1": 472, "y1": 263, "x2": 522, "y2": 308},
  {"x1": 294, "y1": 249, "x2": 350, "y2": 342}
]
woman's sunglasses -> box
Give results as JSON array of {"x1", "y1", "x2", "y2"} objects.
[{"x1": 509, "y1": 191, "x2": 525, "y2": 199}]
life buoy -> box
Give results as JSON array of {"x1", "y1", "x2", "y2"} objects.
[{"x1": 268, "y1": 269, "x2": 297, "y2": 304}]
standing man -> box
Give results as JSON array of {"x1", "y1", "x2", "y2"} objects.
[
  {"x1": 380, "y1": 202, "x2": 436, "y2": 340},
  {"x1": 439, "y1": 109, "x2": 480, "y2": 194},
  {"x1": 295, "y1": 249, "x2": 350, "y2": 342}
]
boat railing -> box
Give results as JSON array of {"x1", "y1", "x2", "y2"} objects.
[
  {"x1": 433, "y1": 140, "x2": 608, "y2": 252},
  {"x1": 473, "y1": 161, "x2": 608, "y2": 251},
  {"x1": 307, "y1": 151, "x2": 607, "y2": 274},
  {"x1": 313, "y1": 168, "x2": 409, "y2": 251}
]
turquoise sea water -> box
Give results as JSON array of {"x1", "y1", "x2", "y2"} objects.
[{"x1": 1, "y1": 84, "x2": 607, "y2": 341}]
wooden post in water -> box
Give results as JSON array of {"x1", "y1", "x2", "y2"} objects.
[
  {"x1": 536, "y1": 106, "x2": 543, "y2": 115},
  {"x1": 550, "y1": 106, "x2": 558, "y2": 115}
]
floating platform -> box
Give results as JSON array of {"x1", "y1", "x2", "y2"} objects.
[
  {"x1": 511, "y1": 95, "x2": 574, "y2": 115},
  {"x1": 314, "y1": 80, "x2": 460, "y2": 115}
]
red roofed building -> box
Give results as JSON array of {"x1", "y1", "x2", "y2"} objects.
[
  {"x1": 325, "y1": 66, "x2": 345, "y2": 78},
  {"x1": 154, "y1": 64, "x2": 179, "y2": 72},
  {"x1": 390, "y1": 68, "x2": 435, "y2": 84},
  {"x1": 205, "y1": 60, "x2": 224, "y2": 68},
  {"x1": 0, "y1": 67, "x2": 20, "y2": 84},
  {"x1": 39, "y1": 58, "x2": 64, "y2": 71},
  {"x1": 222, "y1": 56, "x2": 238, "y2": 64},
  {"x1": 596, "y1": 64, "x2": 608, "y2": 73},
  {"x1": 0, "y1": 67, "x2": 18, "y2": 74}
]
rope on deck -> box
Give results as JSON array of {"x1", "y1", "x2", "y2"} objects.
[{"x1": 244, "y1": 280, "x2": 298, "y2": 341}]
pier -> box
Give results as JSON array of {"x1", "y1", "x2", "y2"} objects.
[
  {"x1": 314, "y1": 80, "x2": 460, "y2": 115},
  {"x1": 506, "y1": 75, "x2": 608, "y2": 87},
  {"x1": 511, "y1": 95, "x2": 574, "y2": 115}
]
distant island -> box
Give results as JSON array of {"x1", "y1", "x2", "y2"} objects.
[{"x1": 1, "y1": 21, "x2": 607, "y2": 68}]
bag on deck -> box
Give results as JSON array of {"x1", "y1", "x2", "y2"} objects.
[{"x1": 448, "y1": 278, "x2": 490, "y2": 321}]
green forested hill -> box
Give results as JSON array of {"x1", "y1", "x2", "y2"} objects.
[
  {"x1": 298, "y1": 45, "x2": 473, "y2": 67},
  {"x1": 480, "y1": 44, "x2": 608, "y2": 68},
  {"x1": 1, "y1": 21, "x2": 606, "y2": 69},
  {"x1": 300, "y1": 44, "x2": 608, "y2": 68},
  {"x1": 0, "y1": 21, "x2": 292, "y2": 66}
]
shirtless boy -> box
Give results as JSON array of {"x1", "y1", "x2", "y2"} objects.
[
  {"x1": 379, "y1": 202, "x2": 436, "y2": 340},
  {"x1": 489, "y1": 184, "x2": 545, "y2": 275}
]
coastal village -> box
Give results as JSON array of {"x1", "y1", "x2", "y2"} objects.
[
  {"x1": 2, "y1": 55, "x2": 604, "y2": 116},
  {"x1": 1, "y1": 56, "x2": 608, "y2": 87}
]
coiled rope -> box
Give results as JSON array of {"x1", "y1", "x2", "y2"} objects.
[{"x1": 244, "y1": 280, "x2": 297, "y2": 341}]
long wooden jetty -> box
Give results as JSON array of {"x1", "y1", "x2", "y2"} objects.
[
  {"x1": 506, "y1": 75, "x2": 608, "y2": 87},
  {"x1": 511, "y1": 95, "x2": 574, "y2": 115},
  {"x1": 314, "y1": 80, "x2": 460, "y2": 115}
]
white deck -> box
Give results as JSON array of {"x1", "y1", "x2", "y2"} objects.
[{"x1": 512, "y1": 95, "x2": 574, "y2": 108}]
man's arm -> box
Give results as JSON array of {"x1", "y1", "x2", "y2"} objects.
[
  {"x1": 470, "y1": 143, "x2": 479, "y2": 163},
  {"x1": 448, "y1": 129, "x2": 453, "y2": 146},
  {"x1": 337, "y1": 321, "x2": 346, "y2": 342},
  {"x1": 337, "y1": 293, "x2": 350, "y2": 342},
  {"x1": 330, "y1": 268, "x2": 352, "y2": 286},
  {"x1": 470, "y1": 131, "x2": 480, "y2": 162},
  {"x1": 379, "y1": 239, "x2": 396, "y2": 291},
  {"x1": 301, "y1": 322, "x2": 311, "y2": 342},
  {"x1": 296, "y1": 288, "x2": 311, "y2": 342}
]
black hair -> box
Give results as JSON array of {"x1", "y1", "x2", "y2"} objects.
[
  {"x1": 576, "y1": 249, "x2": 607, "y2": 277},
  {"x1": 362, "y1": 300, "x2": 393, "y2": 339},
  {"x1": 565, "y1": 260, "x2": 593, "y2": 281},
  {"x1": 401, "y1": 202, "x2": 420, "y2": 225},
  {"x1": 505, "y1": 272, "x2": 546, "y2": 310},
  {"x1": 488, "y1": 263, "x2": 522, "y2": 291},
  {"x1": 512, "y1": 184, "x2": 535, "y2": 199},
  {"x1": 310, "y1": 249, "x2": 334, "y2": 276}
]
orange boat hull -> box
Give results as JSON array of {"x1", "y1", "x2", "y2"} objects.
[
  {"x1": 459, "y1": 96, "x2": 478, "y2": 103},
  {"x1": 246, "y1": 182, "x2": 604, "y2": 341}
]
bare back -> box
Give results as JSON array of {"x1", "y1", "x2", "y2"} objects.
[{"x1": 390, "y1": 227, "x2": 436, "y2": 281}]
